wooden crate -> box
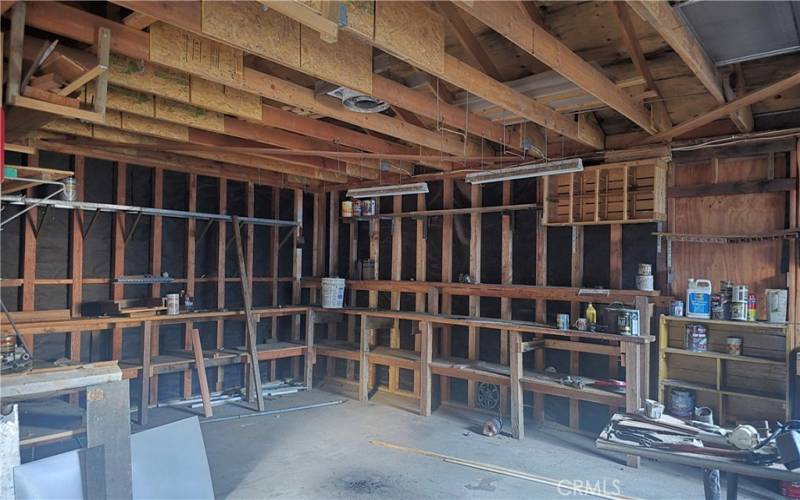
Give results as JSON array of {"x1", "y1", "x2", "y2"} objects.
[
  {"x1": 658, "y1": 315, "x2": 790, "y2": 425},
  {"x1": 543, "y1": 159, "x2": 667, "y2": 225}
]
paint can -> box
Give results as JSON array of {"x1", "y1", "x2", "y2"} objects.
[
  {"x1": 616, "y1": 309, "x2": 640, "y2": 336},
  {"x1": 164, "y1": 293, "x2": 180, "y2": 315},
  {"x1": 726, "y1": 337, "x2": 742, "y2": 356},
  {"x1": 686, "y1": 279, "x2": 712, "y2": 319},
  {"x1": 556, "y1": 313, "x2": 570, "y2": 331},
  {"x1": 748, "y1": 294, "x2": 757, "y2": 321},
  {"x1": 732, "y1": 285, "x2": 749, "y2": 303},
  {"x1": 685, "y1": 324, "x2": 708, "y2": 352},
  {"x1": 670, "y1": 300, "x2": 684, "y2": 317},
  {"x1": 669, "y1": 388, "x2": 695, "y2": 418},
  {"x1": 352, "y1": 199, "x2": 362, "y2": 217},
  {"x1": 362, "y1": 199, "x2": 376, "y2": 216},
  {"x1": 321, "y1": 277, "x2": 346, "y2": 308},
  {"x1": 766, "y1": 289, "x2": 788, "y2": 323},
  {"x1": 731, "y1": 301, "x2": 748, "y2": 321},
  {"x1": 341, "y1": 200, "x2": 353, "y2": 218},
  {"x1": 635, "y1": 275, "x2": 654, "y2": 292}
]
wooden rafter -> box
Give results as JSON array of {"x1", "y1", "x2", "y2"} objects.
[
  {"x1": 121, "y1": 10, "x2": 156, "y2": 30},
  {"x1": 454, "y1": 1, "x2": 656, "y2": 135},
  {"x1": 644, "y1": 71, "x2": 800, "y2": 143},
  {"x1": 436, "y1": 2, "x2": 504, "y2": 81},
  {"x1": 625, "y1": 0, "x2": 753, "y2": 133},
  {"x1": 611, "y1": 2, "x2": 671, "y2": 132},
  {"x1": 259, "y1": 0, "x2": 340, "y2": 43}
]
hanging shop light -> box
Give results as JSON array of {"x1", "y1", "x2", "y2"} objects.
[
  {"x1": 465, "y1": 158, "x2": 584, "y2": 184},
  {"x1": 346, "y1": 182, "x2": 429, "y2": 199}
]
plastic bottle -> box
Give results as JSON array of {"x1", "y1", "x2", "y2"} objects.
[{"x1": 586, "y1": 302, "x2": 597, "y2": 326}]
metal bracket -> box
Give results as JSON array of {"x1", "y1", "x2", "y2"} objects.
[
  {"x1": 32, "y1": 204, "x2": 51, "y2": 238},
  {"x1": 195, "y1": 219, "x2": 215, "y2": 246},
  {"x1": 81, "y1": 209, "x2": 102, "y2": 240},
  {"x1": 124, "y1": 212, "x2": 143, "y2": 244}
]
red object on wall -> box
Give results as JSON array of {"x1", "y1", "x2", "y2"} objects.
[{"x1": 1, "y1": 108, "x2": 5, "y2": 184}]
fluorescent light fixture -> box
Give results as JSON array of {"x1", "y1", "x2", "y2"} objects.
[
  {"x1": 465, "y1": 158, "x2": 584, "y2": 184},
  {"x1": 346, "y1": 182, "x2": 429, "y2": 199}
]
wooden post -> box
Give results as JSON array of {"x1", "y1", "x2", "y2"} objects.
[
  {"x1": 359, "y1": 314, "x2": 370, "y2": 401},
  {"x1": 215, "y1": 179, "x2": 227, "y2": 391},
  {"x1": 233, "y1": 216, "x2": 266, "y2": 411},
  {"x1": 389, "y1": 195, "x2": 402, "y2": 392},
  {"x1": 270, "y1": 186, "x2": 280, "y2": 381},
  {"x1": 291, "y1": 189, "x2": 303, "y2": 378},
  {"x1": 533, "y1": 195, "x2": 547, "y2": 423},
  {"x1": 468, "y1": 184, "x2": 482, "y2": 408},
  {"x1": 419, "y1": 321, "x2": 432, "y2": 416},
  {"x1": 182, "y1": 173, "x2": 197, "y2": 398},
  {"x1": 414, "y1": 193, "x2": 427, "y2": 396},
  {"x1": 327, "y1": 192, "x2": 339, "y2": 378},
  {"x1": 139, "y1": 320, "x2": 152, "y2": 425},
  {"x1": 69, "y1": 157, "x2": 85, "y2": 369},
  {"x1": 510, "y1": 332, "x2": 524, "y2": 439},
  {"x1": 148, "y1": 167, "x2": 163, "y2": 405},
  {"x1": 500, "y1": 181, "x2": 513, "y2": 413},
  {"x1": 368, "y1": 213, "x2": 379, "y2": 387},
  {"x1": 305, "y1": 310, "x2": 316, "y2": 389},
  {"x1": 622, "y1": 339, "x2": 643, "y2": 468},
  {"x1": 569, "y1": 226, "x2": 584, "y2": 428},
  {"x1": 190, "y1": 328, "x2": 212, "y2": 418},
  {"x1": 5, "y1": 3, "x2": 25, "y2": 105},
  {"x1": 440, "y1": 179, "x2": 454, "y2": 402},
  {"x1": 608, "y1": 224, "x2": 622, "y2": 404},
  {"x1": 111, "y1": 163, "x2": 126, "y2": 360},
  {"x1": 346, "y1": 210, "x2": 358, "y2": 381},
  {"x1": 20, "y1": 154, "x2": 38, "y2": 352}
]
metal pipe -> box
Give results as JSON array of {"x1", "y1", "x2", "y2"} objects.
[
  {"x1": 0, "y1": 195, "x2": 297, "y2": 227},
  {"x1": 200, "y1": 399, "x2": 346, "y2": 424}
]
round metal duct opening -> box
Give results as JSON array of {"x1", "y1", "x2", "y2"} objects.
[{"x1": 342, "y1": 93, "x2": 390, "y2": 114}]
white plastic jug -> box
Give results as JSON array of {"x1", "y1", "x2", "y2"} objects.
[{"x1": 686, "y1": 279, "x2": 712, "y2": 319}]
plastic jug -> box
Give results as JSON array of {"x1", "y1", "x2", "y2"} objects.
[{"x1": 686, "y1": 279, "x2": 712, "y2": 319}]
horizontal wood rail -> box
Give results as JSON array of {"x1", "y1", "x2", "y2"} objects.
[{"x1": 302, "y1": 279, "x2": 668, "y2": 306}]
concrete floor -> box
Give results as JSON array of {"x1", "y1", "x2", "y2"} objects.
[{"x1": 142, "y1": 388, "x2": 780, "y2": 500}]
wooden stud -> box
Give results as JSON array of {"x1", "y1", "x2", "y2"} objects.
[
  {"x1": 139, "y1": 320, "x2": 152, "y2": 425},
  {"x1": 414, "y1": 193, "x2": 427, "y2": 395},
  {"x1": 215, "y1": 179, "x2": 227, "y2": 391},
  {"x1": 183, "y1": 173, "x2": 197, "y2": 398},
  {"x1": 440, "y1": 179, "x2": 454, "y2": 403},
  {"x1": 500, "y1": 181, "x2": 513, "y2": 413},
  {"x1": 389, "y1": 195, "x2": 402, "y2": 392},
  {"x1": 468, "y1": 184, "x2": 482, "y2": 408},
  {"x1": 419, "y1": 321, "x2": 433, "y2": 416},
  {"x1": 291, "y1": 189, "x2": 303, "y2": 378},
  {"x1": 20, "y1": 154, "x2": 39, "y2": 352},
  {"x1": 305, "y1": 310, "x2": 315, "y2": 389},
  {"x1": 270, "y1": 186, "x2": 280, "y2": 381},
  {"x1": 346, "y1": 202, "x2": 358, "y2": 381},
  {"x1": 111, "y1": 163, "x2": 126, "y2": 360},
  {"x1": 190, "y1": 328, "x2": 212, "y2": 418},
  {"x1": 327, "y1": 192, "x2": 339, "y2": 378},
  {"x1": 608, "y1": 224, "x2": 623, "y2": 411},
  {"x1": 569, "y1": 226, "x2": 584, "y2": 429},
  {"x1": 148, "y1": 167, "x2": 163, "y2": 405},
  {"x1": 368, "y1": 214, "x2": 379, "y2": 387},
  {"x1": 5, "y1": 2, "x2": 25, "y2": 105},
  {"x1": 69, "y1": 155, "x2": 85, "y2": 348},
  {"x1": 359, "y1": 314, "x2": 370, "y2": 402}
]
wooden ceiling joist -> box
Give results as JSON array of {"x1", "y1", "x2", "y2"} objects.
[
  {"x1": 625, "y1": 0, "x2": 753, "y2": 134},
  {"x1": 121, "y1": 10, "x2": 157, "y2": 30},
  {"x1": 259, "y1": 0, "x2": 340, "y2": 43},
  {"x1": 454, "y1": 1, "x2": 657, "y2": 135},
  {"x1": 645, "y1": 70, "x2": 800, "y2": 143},
  {"x1": 436, "y1": 2, "x2": 504, "y2": 81}
]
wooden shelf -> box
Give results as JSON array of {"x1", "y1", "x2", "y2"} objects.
[
  {"x1": 341, "y1": 203, "x2": 539, "y2": 221},
  {"x1": 662, "y1": 315, "x2": 788, "y2": 331},
  {"x1": 663, "y1": 347, "x2": 785, "y2": 367},
  {"x1": 654, "y1": 228, "x2": 800, "y2": 244},
  {"x1": 661, "y1": 379, "x2": 785, "y2": 404}
]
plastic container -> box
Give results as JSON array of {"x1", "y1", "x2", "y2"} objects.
[
  {"x1": 766, "y1": 289, "x2": 788, "y2": 323},
  {"x1": 321, "y1": 278, "x2": 346, "y2": 309},
  {"x1": 686, "y1": 279, "x2": 712, "y2": 319}
]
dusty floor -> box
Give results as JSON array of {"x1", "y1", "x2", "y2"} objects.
[{"x1": 136, "y1": 387, "x2": 785, "y2": 500}]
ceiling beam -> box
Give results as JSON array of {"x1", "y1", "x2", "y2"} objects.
[
  {"x1": 644, "y1": 71, "x2": 800, "y2": 143},
  {"x1": 625, "y1": 0, "x2": 752, "y2": 134},
  {"x1": 121, "y1": 10, "x2": 156, "y2": 30},
  {"x1": 258, "y1": 0, "x2": 340, "y2": 43},
  {"x1": 454, "y1": 0, "x2": 656, "y2": 135},
  {"x1": 25, "y1": 2, "x2": 467, "y2": 167},
  {"x1": 110, "y1": 0, "x2": 590, "y2": 150},
  {"x1": 611, "y1": 2, "x2": 671, "y2": 132},
  {"x1": 436, "y1": 2, "x2": 504, "y2": 81}
]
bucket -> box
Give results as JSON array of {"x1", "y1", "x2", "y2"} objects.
[
  {"x1": 669, "y1": 388, "x2": 695, "y2": 418},
  {"x1": 766, "y1": 289, "x2": 788, "y2": 323},
  {"x1": 164, "y1": 293, "x2": 180, "y2": 315},
  {"x1": 686, "y1": 279, "x2": 712, "y2": 319},
  {"x1": 321, "y1": 278, "x2": 346, "y2": 309}
]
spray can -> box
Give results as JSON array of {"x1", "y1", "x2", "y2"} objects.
[{"x1": 748, "y1": 294, "x2": 757, "y2": 321}]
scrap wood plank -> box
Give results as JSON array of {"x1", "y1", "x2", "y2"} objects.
[
  {"x1": 190, "y1": 328, "x2": 212, "y2": 418},
  {"x1": 233, "y1": 215, "x2": 266, "y2": 411}
]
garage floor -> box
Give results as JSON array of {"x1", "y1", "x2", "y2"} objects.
[{"x1": 140, "y1": 388, "x2": 776, "y2": 499}]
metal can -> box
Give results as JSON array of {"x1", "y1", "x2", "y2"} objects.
[
  {"x1": 670, "y1": 300, "x2": 684, "y2": 317},
  {"x1": 352, "y1": 199, "x2": 362, "y2": 217},
  {"x1": 732, "y1": 285, "x2": 749, "y2": 303},
  {"x1": 685, "y1": 324, "x2": 708, "y2": 352},
  {"x1": 556, "y1": 313, "x2": 570, "y2": 330},
  {"x1": 711, "y1": 293, "x2": 725, "y2": 319},
  {"x1": 362, "y1": 199, "x2": 375, "y2": 216},
  {"x1": 748, "y1": 294, "x2": 757, "y2": 321},
  {"x1": 731, "y1": 301, "x2": 748, "y2": 321},
  {"x1": 341, "y1": 200, "x2": 353, "y2": 218},
  {"x1": 726, "y1": 336, "x2": 743, "y2": 356}
]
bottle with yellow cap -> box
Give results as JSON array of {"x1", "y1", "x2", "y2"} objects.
[{"x1": 586, "y1": 302, "x2": 597, "y2": 327}]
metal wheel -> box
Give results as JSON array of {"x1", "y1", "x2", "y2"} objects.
[{"x1": 476, "y1": 382, "x2": 500, "y2": 410}]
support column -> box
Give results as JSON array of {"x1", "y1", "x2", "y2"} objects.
[
  {"x1": 467, "y1": 184, "x2": 482, "y2": 408},
  {"x1": 327, "y1": 192, "x2": 340, "y2": 378},
  {"x1": 419, "y1": 321, "x2": 432, "y2": 416},
  {"x1": 183, "y1": 174, "x2": 197, "y2": 398},
  {"x1": 69, "y1": 157, "x2": 85, "y2": 372},
  {"x1": 270, "y1": 187, "x2": 280, "y2": 380},
  {"x1": 291, "y1": 189, "x2": 303, "y2": 378},
  {"x1": 215, "y1": 179, "x2": 227, "y2": 391},
  {"x1": 20, "y1": 154, "x2": 38, "y2": 352},
  {"x1": 111, "y1": 163, "x2": 126, "y2": 360},
  {"x1": 414, "y1": 193, "x2": 427, "y2": 396},
  {"x1": 534, "y1": 183, "x2": 547, "y2": 423},
  {"x1": 510, "y1": 332, "x2": 524, "y2": 439},
  {"x1": 440, "y1": 180, "x2": 454, "y2": 402},
  {"x1": 569, "y1": 226, "x2": 584, "y2": 428},
  {"x1": 359, "y1": 314, "x2": 370, "y2": 401},
  {"x1": 608, "y1": 224, "x2": 622, "y2": 406},
  {"x1": 148, "y1": 167, "x2": 163, "y2": 405},
  {"x1": 500, "y1": 181, "x2": 512, "y2": 413},
  {"x1": 389, "y1": 196, "x2": 402, "y2": 392}
]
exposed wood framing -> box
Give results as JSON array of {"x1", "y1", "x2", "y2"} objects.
[
  {"x1": 455, "y1": 1, "x2": 656, "y2": 134},
  {"x1": 68, "y1": 157, "x2": 85, "y2": 385},
  {"x1": 111, "y1": 163, "x2": 126, "y2": 359},
  {"x1": 569, "y1": 226, "x2": 584, "y2": 428},
  {"x1": 20, "y1": 154, "x2": 39, "y2": 353},
  {"x1": 327, "y1": 192, "x2": 340, "y2": 378},
  {"x1": 389, "y1": 195, "x2": 403, "y2": 392},
  {"x1": 499, "y1": 181, "x2": 513, "y2": 412},
  {"x1": 270, "y1": 187, "x2": 280, "y2": 380},
  {"x1": 291, "y1": 189, "x2": 303, "y2": 378},
  {"x1": 182, "y1": 173, "x2": 197, "y2": 399},
  {"x1": 440, "y1": 179, "x2": 454, "y2": 402},
  {"x1": 148, "y1": 167, "x2": 163, "y2": 405},
  {"x1": 467, "y1": 184, "x2": 482, "y2": 408},
  {"x1": 436, "y1": 2, "x2": 504, "y2": 81},
  {"x1": 215, "y1": 179, "x2": 227, "y2": 391}
]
